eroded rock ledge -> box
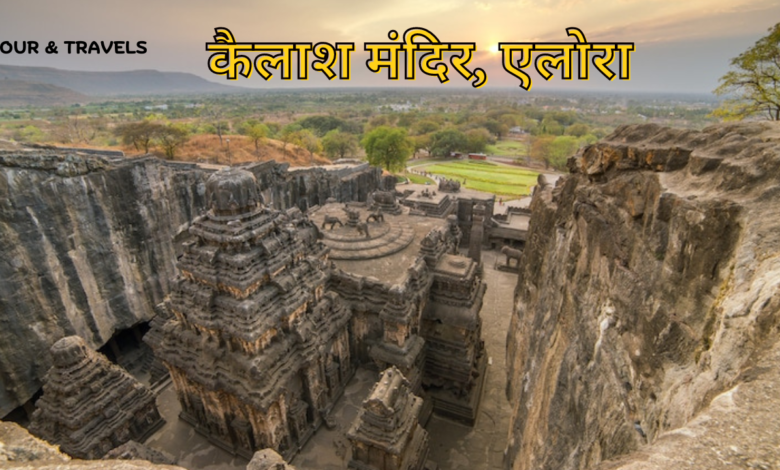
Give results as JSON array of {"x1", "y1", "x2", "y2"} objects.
[
  {"x1": 506, "y1": 122, "x2": 780, "y2": 469},
  {"x1": 0, "y1": 420, "x2": 185, "y2": 469}
]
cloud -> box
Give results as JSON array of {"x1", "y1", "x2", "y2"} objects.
[{"x1": 554, "y1": 0, "x2": 780, "y2": 44}]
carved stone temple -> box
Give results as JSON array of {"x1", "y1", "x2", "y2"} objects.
[
  {"x1": 28, "y1": 335, "x2": 163, "y2": 459},
  {"x1": 154, "y1": 168, "x2": 354, "y2": 459},
  {"x1": 316, "y1": 196, "x2": 488, "y2": 426},
  {"x1": 147, "y1": 166, "x2": 492, "y2": 464},
  {"x1": 347, "y1": 367, "x2": 431, "y2": 470}
]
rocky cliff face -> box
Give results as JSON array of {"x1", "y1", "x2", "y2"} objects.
[
  {"x1": 0, "y1": 151, "x2": 208, "y2": 417},
  {"x1": 506, "y1": 123, "x2": 780, "y2": 469},
  {"x1": 0, "y1": 150, "x2": 381, "y2": 417},
  {"x1": 0, "y1": 421, "x2": 186, "y2": 469}
]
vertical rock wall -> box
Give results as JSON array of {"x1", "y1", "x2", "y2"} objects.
[
  {"x1": 506, "y1": 123, "x2": 780, "y2": 469},
  {"x1": 0, "y1": 151, "x2": 381, "y2": 417},
  {"x1": 0, "y1": 153, "x2": 207, "y2": 417}
]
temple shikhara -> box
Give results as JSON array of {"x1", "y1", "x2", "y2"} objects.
[
  {"x1": 154, "y1": 168, "x2": 354, "y2": 459},
  {"x1": 347, "y1": 367, "x2": 431, "y2": 470},
  {"x1": 29, "y1": 335, "x2": 163, "y2": 459},
  {"x1": 149, "y1": 167, "x2": 492, "y2": 462}
]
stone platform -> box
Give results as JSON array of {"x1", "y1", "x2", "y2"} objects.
[
  {"x1": 312, "y1": 206, "x2": 415, "y2": 260},
  {"x1": 400, "y1": 189, "x2": 455, "y2": 218}
]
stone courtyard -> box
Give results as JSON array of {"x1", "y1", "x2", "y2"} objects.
[
  {"x1": 134, "y1": 169, "x2": 518, "y2": 469},
  {"x1": 142, "y1": 246, "x2": 515, "y2": 470}
]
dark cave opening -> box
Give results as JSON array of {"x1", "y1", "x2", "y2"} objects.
[{"x1": 97, "y1": 321, "x2": 153, "y2": 385}]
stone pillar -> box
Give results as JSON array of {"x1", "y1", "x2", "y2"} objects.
[{"x1": 468, "y1": 203, "x2": 485, "y2": 263}]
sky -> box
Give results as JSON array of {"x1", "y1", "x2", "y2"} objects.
[{"x1": 0, "y1": 0, "x2": 778, "y2": 93}]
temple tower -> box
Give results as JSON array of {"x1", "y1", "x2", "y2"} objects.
[
  {"x1": 29, "y1": 336, "x2": 162, "y2": 459},
  {"x1": 347, "y1": 367, "x2": 430, "y2": 470},
  {"x1": 154, "y1": 168, "x2": 354, "y2": 459}
]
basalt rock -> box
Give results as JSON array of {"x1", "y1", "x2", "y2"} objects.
[
  {"x1": 347, "y1": 367, "x2": 430, "y2": 470},
  {"x1": 153, "y1": 168, "x2": 355, "y2": 460},
  {"x1": 247, "y1": 449, "x2": 297, "y2": 470},
  {"x1": 0, "y1": 150, "x2": 380, "y2": 418},
  {"x1": 506, "y1": 122, "x2": 780, "y2": 469},
  {"x1": 0, "y1": 152, "x2": 207, "y2": 419},
  {"x1": 0, "y1": 420, "x2": 186, "y2": 469},
  {"x1": 29, "y1": 336, "x2": 162, "y2": 460}
]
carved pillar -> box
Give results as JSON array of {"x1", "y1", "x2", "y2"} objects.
[{"x1": 468, "y1": 203, "x2": 485, "y2": 263}]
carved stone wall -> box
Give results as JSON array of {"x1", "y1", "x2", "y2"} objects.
[
  {"x1": 29, "y1": 336, "x2": 162, "y2": 460},
  {"x1": 0, "y1": 151, "x2": 381, "y2": 418},
  {"x1": 154, "y1": 168, "x2": 355, "y2": 460},
  {"x1": 347, "y1": 367, "x2": 430, "y2": 470}
]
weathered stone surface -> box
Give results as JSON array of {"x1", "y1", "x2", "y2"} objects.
[
  {"x1": 245, "y1": 161, "x2": 381, "y2": 213},
  {"x1": 103, "y1": 441, "x2": 176, "y2": 466},
  {"x1": 593, "y1": 342, "x2": 780, "y2": 470},
  {"x1": 347, "y1": 367, "x2": 430, "y2": 470},
  {"x1": 0, "y1": 151, "x2": 380, "y2": 418},
  {"x1": 0, "y1": 421, "x2": 185, "y2": 469},
  {"x1": 154, "y1": 168, "x2": 355, "y2": 460},
  {"x1": 0, "y1": 153, "x2": 207, "y2": 418},
  {"x1": 421, "y1": 253, "x2": 487, "y2": 425},
  {"x1": 506, "y1": 122, "x2": 780, "y2": 470},
  {"x1": 324, "y1": 207, "x2": 487, "y2": 425},
  {"x1": 246, "y1": 449, "x2": 296, "y2": 470},
  {"x1": 29, "y1": 336, "x2": 162, "y2": 460}
]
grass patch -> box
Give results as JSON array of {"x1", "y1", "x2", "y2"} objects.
[
  {"x1": 424, "y1": 161, "x2": 538, "y2": 197},
  {"x1": 486, "y1": 140, "x2": 528, "y2": 157},
  {"x1": 406, "y1": 158, "x2": 437, "y2": 167},
  {"x1": 402, "y1": 172, "x2": 436, "y2": 185}
]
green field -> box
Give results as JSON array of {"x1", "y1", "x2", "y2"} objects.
[
  {"x1": 406, "y1": 158, "x2": 437, "y2": 168},
  {"x1": 423, "y1": 161, "x2": 538, "y2": 197},
  {"x1": 403, "y1": 172, "x2": 436, "y2": 185},
  {"x1": 485, "y1": 140, "x2": 528, "y2": 157}
]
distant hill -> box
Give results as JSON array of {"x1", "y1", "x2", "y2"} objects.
[
  {"x1": 0, "y1": 79, "x2": 90, "y2": 107},
  {"x1": 0, "y1": 64, "x2": 237, "y2": 96}
]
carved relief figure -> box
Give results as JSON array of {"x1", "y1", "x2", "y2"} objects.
[
  {"x1": 501, "y1": 245, "x2": 522, "y2": 267},
  {"x1": 356, "y1": 222, "x2": 371, "y2": 238},
  {"x1": 366, "y1": 208, "x2": 384, "y2": 223},
  {"x1": 321, "y1": 215, "x2": 343, "y2": 230}
]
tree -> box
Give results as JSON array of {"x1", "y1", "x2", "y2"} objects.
[
  {"x1": 484, "y1": 119, "x2": 509, "y2": 140},
  {"x1": 429, "y1": 128, "x2": 468, "y2": 158},
  {"x1": 365, "y1": 114, "x2": 395, "y2": 132},
  {"x1": 52, "y1": 109, "x2": 98, "y2": 144},
  {"x1": 548, "y1": 136, "x2": 579, "y2": 170},
  {"x1": 530, "y1": 135, "x2": 555, "y2": 169},
  {"x1": 540, "y1": 116, "x2": 563, "y2": 136},
  {"x1": 322, "y1": 130, "x2": 358, "y2": 160},
  {"x1": 412, "y1": 134, "x2": 432, "y2": 158},
  {"x1": 465, "y1": 128, "x2": 494, "y2": 154},
  {"x1": 203, "y1": 106, "x2": 229, "y2": 145},
  {"x1": 296, "y1": 129, "x2": 321, "y2": 161},
  {"x1": 412, "y1": 119, "x2": 440, "y2": 135},
  {"x1": 297, "y1": 115, "x2": 348, "y2": 136},
  {"x1": 280, "y1": 123, "x2": 302, "y2": 152},
  {"x1": 565, "y1": 123, "x2": 589, "y2": 137},
  {"x1": 245, "y1": 123, "x2": 269, "y2": 155},
  {"x1": 13, "y1": 125, "x2": 45, "y2": 143},
  {"x1": 361, "y1": 126, "x2": 413, "y2": 172},
  {"x1": 156, "y1": 124, "x2": 189, "y2": 159},
  {"x1": 714, "y1": 23, "x2": 780, "y2": 120},
  {"x1": 213, "y1": 120, "x2": 230, "y2": 145},
  {"x1": 114, "y1": 121, "x2": 164, "y2": 153}
]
